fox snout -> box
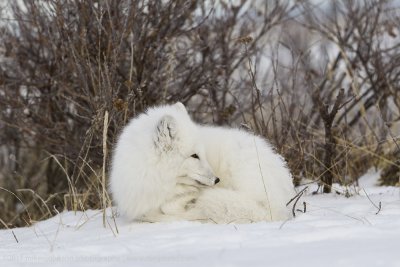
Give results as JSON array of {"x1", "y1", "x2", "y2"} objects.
[
  {"x1": 195, "y1": 176, "x2": 220, "y2": 186},
  {"x1": 208, "y1": 176, "x2": 220, "y2": 186}
]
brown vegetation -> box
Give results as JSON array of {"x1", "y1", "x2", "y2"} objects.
[{"x1": 0, "y1": 0, "x2": 399, "y2": 228}]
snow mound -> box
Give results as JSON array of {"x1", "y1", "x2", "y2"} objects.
[{"x1": 1, "y1": 175, "x2": 400, "y2": 267}]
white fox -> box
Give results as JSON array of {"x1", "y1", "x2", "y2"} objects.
[{"x1": 110, "y1": 102, "x2": 296, "y2": 223}]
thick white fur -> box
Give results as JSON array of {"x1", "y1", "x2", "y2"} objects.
[
  {"x1": 110, "y1": 103, "x2": 217, "y2": 221},
  {"x1": 110, "y1": 103, "x2": 296, "y2": 223},
  {"x1": 184, "y1": 126, "x2": 296, "y2": 222}
]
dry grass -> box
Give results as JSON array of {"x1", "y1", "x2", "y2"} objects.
[{"x1": 0, "y1": 0, "x2": 399, "y2": 228}]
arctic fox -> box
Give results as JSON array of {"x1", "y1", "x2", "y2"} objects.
[
  {"x1": 110, "y1": 102, "x2": 296, "y2": 223},
  {"x1": 110, "y1": 103, "x2": 219, "y2": 222},
  {"x1": 182, "y1": 125, "x2": 296, "y2": 223}
]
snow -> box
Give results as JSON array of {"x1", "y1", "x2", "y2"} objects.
[{"x1": 1, "y1": 171, "x2": 400, "y2": 267}]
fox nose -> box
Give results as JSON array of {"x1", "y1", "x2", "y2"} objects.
[{"x1": 215, "y1": 177, "x2": 220, "y2": 184}]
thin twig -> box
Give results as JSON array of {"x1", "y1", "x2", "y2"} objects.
[
  {"x1": 253, "y1": 137, "x2": 273, "y2": 221},
  {"x1": 286, "y1": 186, "x2": 308, "y2": 206},
  {"x1": 12, "y1": 231, "x2": 19, "y2": 243},
  {"x1": 102, "y1": 110, "x2": 109, "y2": 228},
  {"x1": 0, "y1": 219, "x2": 19, "y2": 243},
  {"x1": 362, "y1": 188, "x2": 382, "y2": 215},
  {"x1": 286, "y1": 186, "x2": 308, "y2": 218}
]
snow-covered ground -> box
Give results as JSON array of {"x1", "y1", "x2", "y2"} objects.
[{"x1": 1, "y1": 171, "x2": 399, "y2": 267}]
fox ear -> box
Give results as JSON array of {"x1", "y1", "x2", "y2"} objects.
[
  {"x1": 174, "y1": 102, "x2": 188, "y2": 114},
  {"x1": 154, "y1": 115, "x2": 177, "y2": 151}
]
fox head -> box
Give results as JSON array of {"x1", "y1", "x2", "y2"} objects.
[{"x1": 153, "y1": 102, "x2": 219, "y2": 186}]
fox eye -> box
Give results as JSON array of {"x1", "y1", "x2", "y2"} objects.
[{"x1": 190, "y1": 154, "x2": 199, "y2": 159}]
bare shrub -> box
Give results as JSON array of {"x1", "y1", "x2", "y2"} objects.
[
  {"x1": 0, "y1": 0, "x2": 293, "y2": 227},
  {"x1": 1, "y1": 0, "x2": 399, "y2": 227},
  {"x1": 253, "y1": 0, "x2": 400, "y2": 192}
]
